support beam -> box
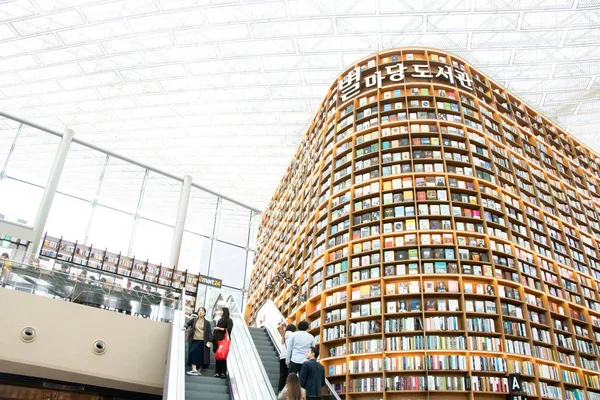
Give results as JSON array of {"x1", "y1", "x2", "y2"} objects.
[
  {"x1": 169, "y1": 174, "x2": 192, "y2": 269},
  {"x1": 27, "y1": 128, "x2": 74, "y2": 261}
]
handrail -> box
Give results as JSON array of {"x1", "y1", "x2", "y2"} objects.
[
  {"x1": 0, "y1": 110, "x2": 262, "y2": 213},
  {"x1": 228, "y1": 311, "x2": 277, "y2": 400},
  {"x1": 256, "y1": 300, "x2": 342, "y2": 400},
  {"x1": 162, "y1": 290, "x2": 185, "y2": 400}
]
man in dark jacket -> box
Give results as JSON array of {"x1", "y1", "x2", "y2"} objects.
[{"x1": 299, "y1": 346, "x2": 325, "y2": 400}]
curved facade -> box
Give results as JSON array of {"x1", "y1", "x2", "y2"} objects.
[{"x1": 246, "y1": 48, "x2": 600, "y2": 400}]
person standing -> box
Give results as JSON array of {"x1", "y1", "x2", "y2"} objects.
[
  {"x1": 279, "y1": 323, "x2": 297, "y2": 392},
  {"x1": 285, "y1": 321, "x2": 315, "y2": 374},
  {"x1": 0, "y1": 253, "x2": 11, "y2": 286},
  {"x1": 278, "y1": 373, "x2": 306, "y2": 400},
  {"x1": 185, "y1": 307, "x2": 213, "y2": 376},
  {"x1": 299, "y1": 347, "x2": 325, "y2": 400},
  {"x1": 213, "y1": 306, "x2": 233, "y2": 378},
  {"x1": 213, "y1": 307, "x2": 222, "y2": 325}
]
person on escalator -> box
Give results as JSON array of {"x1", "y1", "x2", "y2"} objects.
[
  {"x1": 213, "y1": 306, "x2": 233, "y2": 378},
  {"x1": 285, "y1": 320, "x2": 315, "y2": 374},
  {"x1": 278, "y1": 373, "x2": 306, "y2": 400},
  {"x1": 279, "y1": 323, "x2": 297, "y2": 393},
  {"x1": 185, "y1": 307, "x2": 212, "y2": 376},
  {"x1": 299, "y1": 347, "x2": 325, "y2": 400}
]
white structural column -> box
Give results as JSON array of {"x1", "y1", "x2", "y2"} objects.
[
  {"x1": 28, "y1": 128, "x2": 75, "y2": 259},
  {"x1": 169, "y1": 174, "x2": 192, "y2": 269}
]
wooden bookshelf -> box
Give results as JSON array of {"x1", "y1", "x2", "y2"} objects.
[{"x1": 246, "y1": 48, "x2": 600, "y2": 400}]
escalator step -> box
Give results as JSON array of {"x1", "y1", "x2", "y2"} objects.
[
  {"x1": 255, "y1": 346, "x2": 276, "y2": 353},
  {"x1": 185, "y1": 376, "x2": 227, "y2": 387},
  {"x1": 251, "y1": 337, "x2": 271, "y2": 344},
  {"x1": 252, "y1": 337, "x2": 272, "y2": 344},
  {"x1": 186, "y1": 382, "x2": 229, "y2": 394},
  {"x1": 185, "y1": 390, "x2": 230, "y2": 400},
  {"x1": 252, "y1": 338, "x2": 271, "y2": 343},
  {"x1": 263, "y1": 362, "x2": 279, "y2": 368},
  {"x1": 254, "y1": 344, "x2": 274, "y2": 350}
]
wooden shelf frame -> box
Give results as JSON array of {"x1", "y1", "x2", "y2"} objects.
[{"x1": 247, "y1": 48, "x2": 600, "y2": 400}]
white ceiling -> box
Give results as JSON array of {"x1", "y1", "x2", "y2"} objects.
[{"x1": 0, "y1": 0, "x2": 599, "y2": 210}]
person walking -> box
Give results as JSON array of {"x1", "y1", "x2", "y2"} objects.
[
  {"x1": 279, "y1": 323, "x2": 297, "y2": 393},
  {"x1": 299, "y1": 347, "x2": 325, "y2": 400},
  {"x1": 185, "y1": 307, "x2": 212, "y2": 376},
  {"x1": 278, "y1": 373, "x2": 306, "y2": 400},
  {"x1": 213, "y1": 306, "x2": 233, "y2": 378},
  {"x1": 0, "y1": 253, "x2": 11, "y2": 286},
  {"x1": 285, "y1": 321, "x2": 315, "y2": 374}
]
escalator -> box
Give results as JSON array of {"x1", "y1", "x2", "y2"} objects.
[
  {"x1": 254, "y1": 300, "x2": 342, "y2": 400},
  {"x1": 249, "y1": 325, "x2": 340, "y2": 400},
  {"x1": 164, "y1": 293, "x2": 276, "y2": 400},
  {"x1": 185, "y1": 365, "x2": 230, "y2": 400},
  {"x1": 248, "y1": 327, "x2": 280, "y2": 393},
  {"x1": 165, "y1": 295, "x2": 340, "y2": 400}
]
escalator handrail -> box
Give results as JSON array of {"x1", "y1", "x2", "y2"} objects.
[
  {"x1": 225, "y1": 309, "x2": 277, "y2": 399},
  {"x1": 256, "y1": 300, "x2": 342, "y2": 400},
  {"x1": 163, "y1": 290, "x2": 185, "y2": 400}
]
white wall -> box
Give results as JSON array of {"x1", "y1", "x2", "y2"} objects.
[{"x1": 0, "y1": 289, "x2": 170, "y2": 395}]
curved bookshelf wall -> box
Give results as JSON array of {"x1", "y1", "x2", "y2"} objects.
[{"x1": 246, "y1": 48, "x2": 600, "y2": 400}]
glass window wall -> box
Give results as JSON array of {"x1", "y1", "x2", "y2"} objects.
[
  {"x1": 218, "y1": 200, "x2": 251, "y2": 246},
  {"x1": 185, "y1": 188, "x2": 218, "y2": 237},
  {"x1": 211, "y1": 240, "x2": 247, "y2": 289},
  {"x1": 0, "y1": 113, "x2": 261, "y2": 312},
  {"x1": 45, "y1": 193, "x2": 91, "y2": 240},
  {"x1": 3, "y1": 124, "x2": 60, "y2": 187},
  {"x1": 86, "y1": 206, "x2": 134, "y2": 253},
  {"x1": 130, "y1": 218, "x2": 173, "y2": 267},
  {"x1": 97, "y1": 158, "x2": 145, "y2": 213},
  {"x1": 179, "y1": 231, "x2": 211, "y2": 275},
  {"x1": 56, "y1": 143, "x2": 106, "y2": 201},
  {"x1": 139, "y1": 172, "x2": 181, "y2": 225},
  {"x1": 0, "y1": 179, "x2": 43, "y2": 225}
]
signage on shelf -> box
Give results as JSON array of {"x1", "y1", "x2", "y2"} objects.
[
  {"x1": 507, "y1": 373, "x2": 527, "y2": 400},
  {"x1": 339, "y1": 62, "x2": 474, "y2": 101},
  {"x1": 198, "y1": 274, "x2": 222, "y2": 289},
  {"x1": 507, "y1": 395, "x2": 528, "y2": 400},
  {"x1": 508, "y1": 373, "x2": 523, "y2": 393}
]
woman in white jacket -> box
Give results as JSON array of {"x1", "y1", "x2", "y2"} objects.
[{"x1": 278, "y1": 323, "x2": 297, "y2": 393}]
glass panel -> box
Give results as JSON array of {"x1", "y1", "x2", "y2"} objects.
[
  {"x1": 5, "y1": 263, "x2": 177, "y2": 323},
  {"x1": 0, "y1": 118, "x2": 18, "y2": 172},
  {"x1": 3, "y1": 124, "x2": 61, "y2": 186},
  {"x1": 0, "y1": 178, "x2": 43, "y2": 225},
  {"x1": 205, "y1": 286, "x2": 227, "y2": 318},
  {"x1": 248, "y1": 212, "x2": 260, "y2": 251},
  {"x1": 217, "y1": 200, "x2": 251, "y2": 246},
  {"x1": 211, "y1": 240, "x2": 247, "y2": 289},
  {"x1": 221, "y1": 286, "x2": 244, "y2": 312},
  {"x1": 246, "y1": 249, "x2": 255, "y2": 281},
  {"x1": 179, "y1": 231, "x2": 211, "y2": 275},
  {"x1": 139, "y1": 172, "x2": 181, "y2": 226},
  {"x1": 97, "y1": 157, "x2": 145, "y2": 213},
  {"x1": 130, "y1": 218, "x2": 173, "y2": 267},
  {"x1": 185, "y1": 187, "x2": 218, "y2": 237},
  {"x1": 196, "y1": 284, "x2": 207, "y2": 311},
  {"x1": 44, "y1": 193, "x2": 92, "y2": 239},
  {"x1": 57, "y1": 143, "x2": 106, "y2": 201},
  {"x1": 86, "y1": 206, "x2": 134, "y2": 254},
  {"x1": 203, "y1": 286, "x2": 243, "y2": 318}
]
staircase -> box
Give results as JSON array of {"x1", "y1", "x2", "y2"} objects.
[
  {"x1": 248, "y1": 327, "x2": 280, "y2": 394},
  {"x1": 185, "y1": 365, "x2": 230, "y2": 400}
]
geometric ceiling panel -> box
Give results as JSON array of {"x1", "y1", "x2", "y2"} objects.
[{"x1": 0, "y1": 0, "x2": 598, "y2": 209}]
